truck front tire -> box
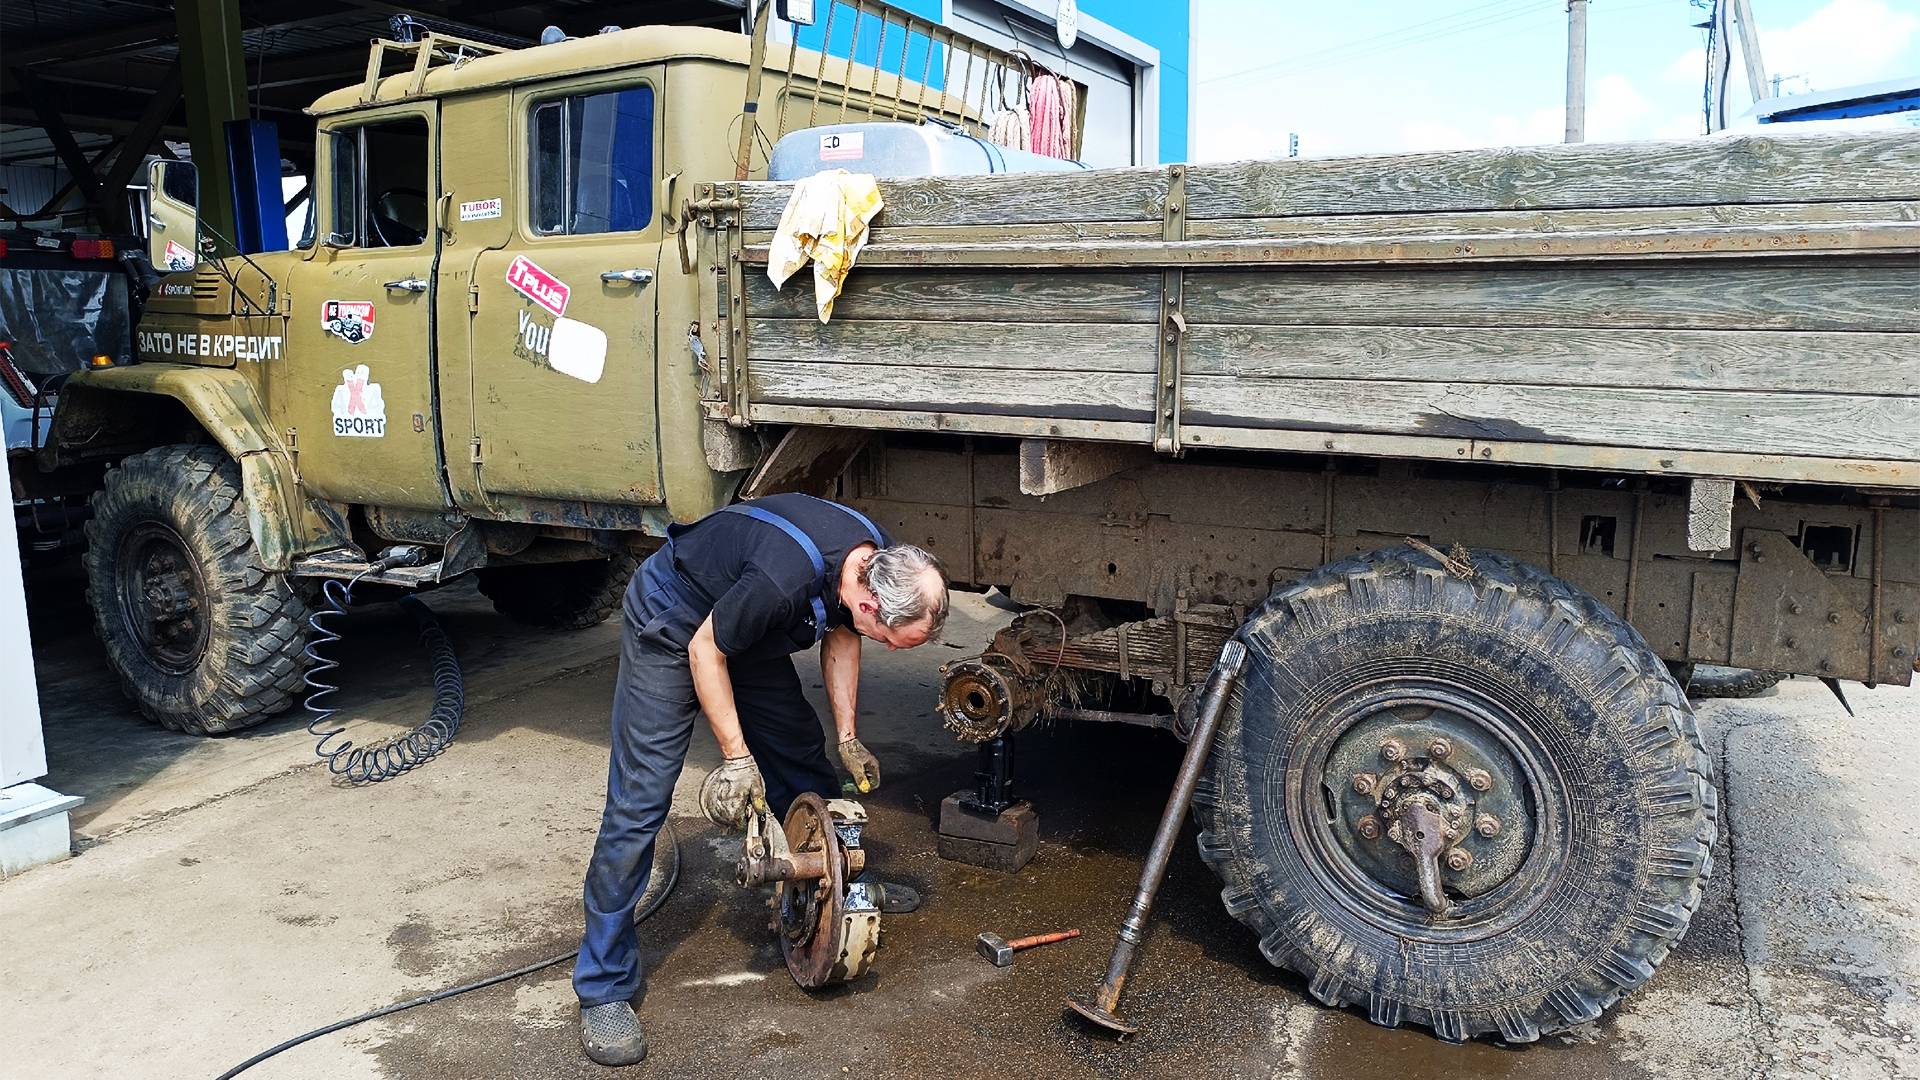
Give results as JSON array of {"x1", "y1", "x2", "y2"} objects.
[
  {"x1": 84, "y1": 445, "x2": 311, "y2": 734},
  {"x1": 1194, "y1": 546, "x2": 1716, "y2": 1042},
  {"x1": 476, "y1": 554, "x2": 641, "y2": 630}
]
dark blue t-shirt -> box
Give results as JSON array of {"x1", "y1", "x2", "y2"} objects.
[{"x1": 666, "y1": 494, "x2": 890, "y2": 661}]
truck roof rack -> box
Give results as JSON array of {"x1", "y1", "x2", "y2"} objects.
[
  {"x1": 737, "y1": 0, "x2": 1085, "y2": 179},
  {"x1": 359, "y1": 32, "x2": 511, "y2": 105}
]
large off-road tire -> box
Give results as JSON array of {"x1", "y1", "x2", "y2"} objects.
[
  {"x1": 476, "y1": 553, "x2": 641, "y2": 630},
  {"x1": 1193, "y1": 546, "x2": 1716, "y2": 1043},
  {"x1": 84, "y1": 444, "x2": 310, "y2": 734},
  {"x1": 1686, "y1": 665, "x2": 1786, "y2": 700}
]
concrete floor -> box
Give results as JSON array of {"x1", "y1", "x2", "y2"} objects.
[{"x1": 6, "y1": 561, "x2": 1919, "y2": 1080}]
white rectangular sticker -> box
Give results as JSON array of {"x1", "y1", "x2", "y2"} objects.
[
  {"x1": 459, "y1": 197, "x2": 503, "y2": 221},
  {"x1": 819, "y1": 131, "x2": 864, "y2": 161}
]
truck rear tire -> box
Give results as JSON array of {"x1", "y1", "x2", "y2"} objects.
[
  {"x1": 1193, "y1": 546, "x2": 1716, "y2": 1042},
  {"x1": 1686, "y1": 665, "x2": 1785, "y2": 699},
  {"x1": 83, "y1": 445, "x2": 311, "y2": 734},
  {"x1": 476, "y1": 554, "x2": 640, "y2": 630}
]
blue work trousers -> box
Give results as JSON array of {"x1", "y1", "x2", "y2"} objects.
[{"x1": 572, "y1": 552, "x2": 838, "y2": 1007}]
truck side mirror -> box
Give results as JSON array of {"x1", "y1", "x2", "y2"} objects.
[
  {"x1": 776, "y1": 0, "x2": 816, "y2": 26},
  {"x1": 146, "y1": 160, "x2": 200, "y2": 274}
]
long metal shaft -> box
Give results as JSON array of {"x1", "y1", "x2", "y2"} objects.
[{"x1": 1069, "y1": 639, "x2": 1249, "y2": 1035}]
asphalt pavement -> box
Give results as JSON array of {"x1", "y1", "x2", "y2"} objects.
[{"x1": 6, "y1": 562, "x2": 1917, "y2": 1079}]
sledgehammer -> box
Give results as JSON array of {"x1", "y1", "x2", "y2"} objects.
[{"x1": 977, "y1": 928, "x2": 1080, "y2": 967}]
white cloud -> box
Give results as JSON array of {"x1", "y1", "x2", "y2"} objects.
[{"x1": 1666, "y1": 0, "x2": 1920, "y2": 94}]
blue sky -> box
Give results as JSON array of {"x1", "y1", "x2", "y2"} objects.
[{"x1": 1193, "y1": 0, "x2": 1920, "y2": 159}]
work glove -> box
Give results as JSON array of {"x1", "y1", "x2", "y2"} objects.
[
  {"x1": 700, "y1": 754, "x2": 767, "y2": 829},
  {"x1": 838, "y1": 737, "x2": 881, "y2": 794}
]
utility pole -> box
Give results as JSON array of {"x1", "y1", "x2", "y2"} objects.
[
  {"x1": 1564, "y1": 0, "x2": 1589, "y2": 142},
  {"x1": 1705, "y1": 0, "x2": 1731, "y2": 131},
  {"x1": 1730, "y1": 0, "x2": 1769, "y2": 102}
]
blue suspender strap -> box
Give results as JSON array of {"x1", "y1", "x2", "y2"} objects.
[
  {"x1": 722, "y1": 504, "x2": 832, "y2": 641},
  {"x1": 818, "y1": 499, "x2": 886, "y2": 547}
]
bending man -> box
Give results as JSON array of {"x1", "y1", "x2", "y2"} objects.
[{"x1": 574, "y1": 492, "x2": 949, "y2": 1066}]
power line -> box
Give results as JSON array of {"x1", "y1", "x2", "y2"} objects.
[
  {"x1": 1210, "y1": 2, "x2": 1562, "y2": 92},
  {"x1": 1201, "y1": 0, "x2": 1540, "y2": 88}
]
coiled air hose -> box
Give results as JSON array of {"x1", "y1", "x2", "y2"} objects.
[
  {"x1": 223, "y1": 544, "x2": 682, "y2": 1076},
  {"x1": 303, "y1": 548, "x2": 465, "y2": 783},
  {"x1": 212, "y1": 822, "x2": 681, "y2": 1079}
]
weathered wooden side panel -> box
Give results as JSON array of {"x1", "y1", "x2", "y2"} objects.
[
  {"x1": 1180, "y1": 260, "x2": 1920, "y2": 332},
  {"x1": 1182, "y1": 131, "x2": 1920, "y2": 218},
  {"x1": 716, "y1": 130, "x2": 1920, "y2": 487}
]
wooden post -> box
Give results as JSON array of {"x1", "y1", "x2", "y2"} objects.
[{"x1": 1564, "y1": 0, "x2": 1588, "y2": 143}]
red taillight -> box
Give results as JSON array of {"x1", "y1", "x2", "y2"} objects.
[
  {"x1": 0, "y1": 238, "x2": 9, "y2": 259},
  {"x1": 70, "y1": 238, "x2": 114, "y2": 259}
]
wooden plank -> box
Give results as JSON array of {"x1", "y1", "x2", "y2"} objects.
[
  {"x1": 738, "y1": 402, "x2": 1157, "y2": 445},
  {"x1": 1185, "y1": 199, "x2": 1920, "y2": 241},
  {"x1": 744, "y1": 220, "x2": 1164, "y2": 246},
  {"x1": 1180, "y1": 376, "x2": 1920, "y2": 460},
  {"x1": 741, "y1": 220, "x2": 1920, "y2": 269},
  {"x1": 1181, "y1": 261, "x2": 1920, "y2": 333},
  {"x1": 749, "y1": 362, "x2": 1155, "y2": 422},
  {"x1": 731, "y1": 404, "x2": 1920, "y2": 488},
  {"x1": 738, "y1": 166, "x2": 1168, "y2": 229},
  {"x1": 1182, "y1": 326, "x2": 1920, "y2": 397},
  {"x1": 747, "y1": 319, "x2": 1159, "y2": 373},
  {"x1": 1185, "y1": 131, "x2": 1920, "y2": 219},
  {"x1": 740, "y1": 425, "x2": 872, "y2": 499},
  {"x1": 1019, "y1": 438, "x2": 1154, "y2": 495},
  {"x1": 744, "y1": 270, "x2": 1161, "y2": 323}
]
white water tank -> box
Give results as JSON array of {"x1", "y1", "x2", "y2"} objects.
[{"x1": 769, "y1": 121, "x2": 1088, "y2": 180}]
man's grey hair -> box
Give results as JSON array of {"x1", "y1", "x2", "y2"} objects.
[{"x1": 862, "y1": 544, "x2": 950, "y2": 635}]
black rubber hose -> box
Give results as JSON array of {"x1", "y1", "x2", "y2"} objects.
[
  {"x1": 212, "y1": 822, "x2": 680, "y2": 1080},
  {"x1": 306, "y1": 585, "x2": 466, "y2": 784}
]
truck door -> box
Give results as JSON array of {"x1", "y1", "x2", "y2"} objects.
[
  {"x1": 464, "y1": 73, "x2": 664, "y2": 508},
  {"x1": 284, "y1": 107, "x2": 450, "y2": 509}
]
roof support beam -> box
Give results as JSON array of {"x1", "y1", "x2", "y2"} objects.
[
  {"x1": 5, "y1": 68, "x2": 106, "y2": 207},
  {"x1": 176, "y1": 0, "x2": 250, "y2": 250},
  {"x1": 100, "y1": 62, "x2": 188, "y2": 231}
]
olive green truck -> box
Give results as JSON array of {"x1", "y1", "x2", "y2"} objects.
[{"x1": 39, "y1": 9, "x2": 1919, "y2": 1047}]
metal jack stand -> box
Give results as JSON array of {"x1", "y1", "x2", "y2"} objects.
[
  {"x1": 938, "y1": 734, "x2": 1039, "y2": 872},
  {"x1": 1068, "y1": 640, "x2": 1249, "y2": 1037}
]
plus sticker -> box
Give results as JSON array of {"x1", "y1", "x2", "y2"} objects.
[
  {"x1": 330, "y1": 364, "x2": 387, "y2": 437},
  {"x1": 505, "y1": 254, "x2": 570, "y2": 317}
]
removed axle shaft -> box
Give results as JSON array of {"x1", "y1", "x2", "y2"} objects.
[{"x1": 1067, "y1": 640, "x2": 1249, "y2": 1037}]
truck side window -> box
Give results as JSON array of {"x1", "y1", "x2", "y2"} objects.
[
  {"x1": 326, "y1": 117, "x2": 431, "y2": 249},
  {"x1": 531, "y1": 86, "x2": 654, "y2": 236}
]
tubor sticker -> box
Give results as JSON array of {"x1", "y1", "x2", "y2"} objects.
[
  {"x1": 330, "y1": 364, "x2": 387, "y2": 437},
  {"x1": 321, "y1": 299, "x2": 375, "y2": 344},
  {"x1": 459, "y1": 197, "x2": 503, "y2": 221},
  {"x1": 506, "y1": 254, "x2": 569, "y2": 317},
  {"x1": 819, "y1": 131, "x2": 864, "y2": 161}
]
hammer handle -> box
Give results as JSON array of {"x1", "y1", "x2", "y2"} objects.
[{"x1": 1009, "y1": 929, "x2": 1081, "y2": 951}]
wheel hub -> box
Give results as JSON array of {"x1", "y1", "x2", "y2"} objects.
[
  {"x1": 1327, "y1": 705, "x2": 1534, "y2": 915},
  {"x1": 117, "y1": 523, "x2": 210, "y2": 675}
]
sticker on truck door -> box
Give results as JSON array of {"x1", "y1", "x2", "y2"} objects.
[
  {"x1": 505, "y1": 255, "x2": 570, "y2": 317},
  {"x1": 330, "y1": 364, "x2": 387, "y2": 437},
  {"x1": 321, "y1": 300, "x2": 375, "y2": 344},
  {"x1": 516, "y1": 309, "x2": 607, "y2": 384}
]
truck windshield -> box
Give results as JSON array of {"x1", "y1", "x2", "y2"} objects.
[{"x1": 531, "y1": 86, "x2": 654, "y2": 236}]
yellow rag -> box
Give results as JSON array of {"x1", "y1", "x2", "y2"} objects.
[{"x1": 766, "y1": 169, "x2": 884, "y2": 323}]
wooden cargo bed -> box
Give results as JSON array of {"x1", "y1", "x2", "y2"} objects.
[{"x1": 700, "y1": 130, "x2": 1920, "y2": 488}]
